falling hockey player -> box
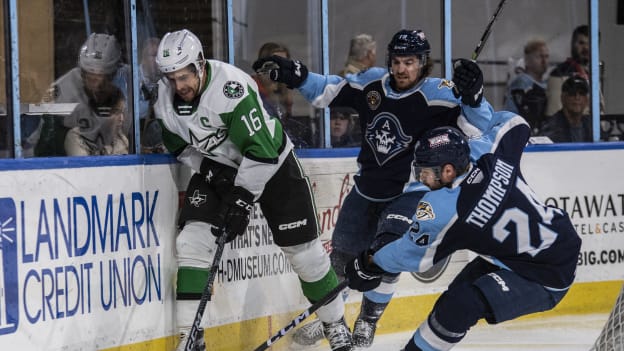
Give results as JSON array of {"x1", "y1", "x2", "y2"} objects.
[{"x1": 344, "y1": 114, "x2": 582, "y2": 350}]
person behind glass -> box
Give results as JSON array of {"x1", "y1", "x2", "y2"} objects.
[
  {"x1": 504, "y1": 39, "x2": 549, "y2": 133},
  {"x1": 330, "y1": 107, "x2": 358, "y2": 148},
  {"x1": 253, "y1": 29, "x2": 492, "y2": 348},
  {"x1": 152, "y1": 29, "x2": 353, "y2": 351},
  {"x1": 545, "y1": 25, "x2": 594, "y2": 116},
  {"x1": 138, "y1": 37, "x2": 167, "y2": 153},
  {"x1": 252, "y1": 42, "x2": 313, "y2": 148},
  {"x1": 36, "y1": 33, "x2": 132, "y2": 156},
  {"x1": 338, "y1": 33, "x2": 377, "y2": 77},
  {"x1": 539, "y1": 76, "x2": 592, "y2": 143},
  {"x1": 64, "y1": 85, "x2": 129, "y2": 156}
]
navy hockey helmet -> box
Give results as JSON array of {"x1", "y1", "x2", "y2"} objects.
[
  {"x1": 386, "y1": 29, "x2": 431, "y2": 70},
  {"x1": 413, "y1": 126, "x2": 470, "y2": 177}
]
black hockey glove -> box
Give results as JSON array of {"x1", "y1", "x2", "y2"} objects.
[
  {"x1": 452, "y1": 58, "x2": 484, "y2": 107},
  {"x1": 345, "y1": 250, "x2": 386, "y2": 292},
  {"x1": 200, "y1": 158, "x2": 236, "y2": 196},
  {"x1": 252, "y1": 55, "x2": 309, "y2": 89},
  {"x1": 213, "y1": 186, "x2": 254, "y2": 243}
]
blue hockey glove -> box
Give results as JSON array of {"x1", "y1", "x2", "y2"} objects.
[
  {"x1": 345, "y1": 250, "x2": 386, "y2": 292},
  {"x1": 213, "y1": 186, "x2": 254, "y2": 242},
  {"x1": 252, "y1": 55, "x2": 308, "y2": 89},
  {"x1": 452, "y1": 58, "x2": 484, "y2": 107}
]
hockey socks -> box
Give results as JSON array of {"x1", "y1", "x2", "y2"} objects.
[
  {"x1": 176, "y1": 266, "x2": 210, "y2": 300},
  {"x1": 300, "y1": 268, "x2": 340, "y2": 302}
]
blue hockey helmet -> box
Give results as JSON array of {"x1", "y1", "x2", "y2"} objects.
[
  {"x1": 386, "y1": 29, "x2": 430, "y2": 69},
  {"x1": 413, "y1": 126, "x2": 470, "y2": 176}
]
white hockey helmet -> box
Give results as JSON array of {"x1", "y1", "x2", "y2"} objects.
[
  {"x1": 156, "y1": 29, "x2": 205, "y2": 75},
  {"x1": 78, "y1": 33, "x2": 121, "y2": 75}
]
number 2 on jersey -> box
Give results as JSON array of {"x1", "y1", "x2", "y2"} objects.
[{"x1": 492, "y1": 177, "x2": 561, "y2": 257}]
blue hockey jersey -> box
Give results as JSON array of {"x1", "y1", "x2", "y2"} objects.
[
  {"x1": 374, "y1": 111, "x2": 582, "y2": 290},
  {"x1": 298, "y1": 68, "x2": 493, "y2": 200}
]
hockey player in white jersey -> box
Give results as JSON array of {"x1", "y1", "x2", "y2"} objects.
[
  {"x1": 345, "y1": 115, "x2": 582, "y2": 350},
  {"x1": 153, "y1": 29, "x2": 352, "y2": 351}
]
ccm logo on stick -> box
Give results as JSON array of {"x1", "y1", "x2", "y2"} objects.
[{"x1": 278, "y1": 219, "x2": 307, "y2": 230}]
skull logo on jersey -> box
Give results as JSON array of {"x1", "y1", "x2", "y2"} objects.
[{"x1": 365, "y1": 112, "x2": 413, "y2": 165}]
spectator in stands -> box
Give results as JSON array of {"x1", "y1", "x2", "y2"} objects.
[
  {"x1": 540, "y1": 76, "x2": 592, "y2": 143},
  {"x1": 139, "y1": 37, "x2": 167, "y2": 153},
  {"x1": 504, "y1": 39, "x2": 549, "y2": 134},
  {"x1": 253, "y1": 42, "x2": 313, "y2": 147},
  {"x1": 64, "y1": 85, "x2": 129, "y2": 155},
  {"x1": 545, "y1": 25, "x2": 599, "y2": 116},
  {"x1": 338, "y1": 34, "x2": 377, "y2": 77},
  {"x1": 36, "y1": 33, "x2": 133, "y2": 156},
  {"x1": 330, "y1": 107, "x2": 359, "y2": 147}
]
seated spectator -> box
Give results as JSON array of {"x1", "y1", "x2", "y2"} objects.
[
  {"x1": 545, "y1": 25, "x2": 603, "y2": 115},
  {"x1": 253, "y1": 42, "x2": 313, "y2": 148},
  {"x1": 539, "y1": 76, "x2": 592, "y2": 143},
  {"x1": 504, "y1": 39, "x2": 549, "y2": 133},
  {"x1": 64, "y1": 85, "x2": 129, "y2": 155},
  {"x1": 36, "y1": 33, "x2": 133, "y2": 156},
  {"x1": 338, "y1": 33, "x2": 377, "y2": 77},
  {"x1": 253, "y1": 42, "x2": 293, "y2": 119},
  {"x1": 138, "y1": 37, "x2": 167, "y2": 153},
  {"x1": 330, "y1": 107, "x2": 359, "y2": 147}
]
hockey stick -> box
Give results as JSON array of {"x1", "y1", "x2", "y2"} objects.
[
  {"x1": 176, "y1": 230, "x2": 228, "y2": 351},
  {"x1": 252, "y1": 279, "x2": 350, "y2": 351},
  {"x1": 471, "y1": 0, "x2": 508, "y2": 60}
]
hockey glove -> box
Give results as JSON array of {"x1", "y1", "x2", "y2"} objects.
[
  {"x1": 345, "y1": 250, "x2": 386, "y2": 292},
  {"x1": 452, "y1": 58, "x2": 484, "y2": 107},
  {"x1": 200, "y1": 158, "x2": 236, "y2": 196},
  {"x1": 213, "y1": 186, "x2": 254, "y2": 242},
  {"x1": 252, "y1": 55, "x2": 309, "y2": 89}
]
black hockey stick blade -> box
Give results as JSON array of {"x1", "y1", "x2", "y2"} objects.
[
  {"x1": 252, "y1": 279, "x2": 349, "y2": 351},
  {"x1": 471, "y1": 0, "x2": 508, "y2": 61},
  {"x1": 177, "y1": 230, "x2": 228, "y2": 351}
]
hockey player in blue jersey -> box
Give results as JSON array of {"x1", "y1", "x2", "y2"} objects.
[
  {"x1": 253, "y1": 29, "x2": 493, "y2": 347},
  {"x1": 345, "y1": 120, "x2": 582, "y2": 350}
]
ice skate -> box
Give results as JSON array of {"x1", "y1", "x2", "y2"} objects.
[
  {"x1": 176, "y1": 328, "x2": 205, "y2": 351},
  {"x1": 322, "y1": 317, "x2": 353, "y2": 351},
  {"x1": 292, "y1": 318, "x2": 324, "y2": 346},
  {"x1": 351, "y1": 296, "x2": 388, "y2": 348},
  {"x1": 352, "y1": 318, "x2": 377, "y2": 348}
]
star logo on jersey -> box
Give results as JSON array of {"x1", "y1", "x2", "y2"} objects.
[
  {"x1": 365, "y1": 112, "x2": 413, "y2": 165},
  {"x1": 189, "y1": 128, "x2": 228, "y2": 154},
  {"x1": 188, "y1": 190, "x2": 207, "y2": 207},
  {"x1": 366, "y1": 90, "x2": 382, "y2": 110},
  {"x1": 415, "y1": 201, "x2": 435, "y2": 221},
  {"x1": 223, "y1": 81, "x2": 244, "y2": 99}
]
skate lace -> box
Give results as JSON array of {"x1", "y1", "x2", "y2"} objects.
[
  {"x1": 298, "y1": 319, "x2": 324, "y2": 339},
  {"x1": 353, "y1": 319, "x2": 376, "y2": 339},
  {"x1": 323, "y1": 320, "x2": 352, "y2": 348}
]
